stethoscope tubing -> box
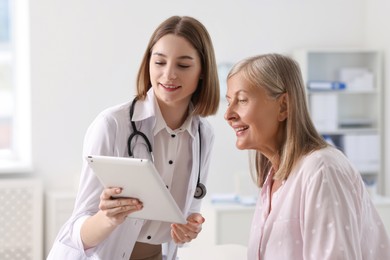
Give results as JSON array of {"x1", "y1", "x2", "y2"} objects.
[{"x1": 127, "y1": 98, "x2": 206, "y2": 199}]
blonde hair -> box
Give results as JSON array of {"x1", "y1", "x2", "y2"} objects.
[
  {"x1": 228, "y1": 53, "x2": 327, "y2": 187},
  {"x1": 136, "y1": 16, "x2": 220, "y2": 116}
]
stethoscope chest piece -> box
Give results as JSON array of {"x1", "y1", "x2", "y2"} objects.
[{"x1": 194, "y1": 183, "x2": 207, "y2": 199}]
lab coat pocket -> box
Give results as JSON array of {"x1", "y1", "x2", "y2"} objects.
[{"x1": 265, "y1": 219, "x2": 302, "y2": 260}]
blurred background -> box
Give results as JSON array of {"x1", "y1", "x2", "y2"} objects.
[{"x1": 1, "y1": 0, "x2": 390, "y2": 259}]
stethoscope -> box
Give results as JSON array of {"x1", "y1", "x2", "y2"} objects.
[{"x1": 127, "y1": 97, "x2": 207, "y2": 199}]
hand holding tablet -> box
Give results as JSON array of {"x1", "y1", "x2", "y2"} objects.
[{"x1": 86, "y1": 155, "x2": 187, "y2": 224}]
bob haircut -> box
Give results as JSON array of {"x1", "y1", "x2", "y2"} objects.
[
  {"x1": 136, "y1": 16, "x2": 220, "y2": 116},
  {"x1": 227, "y1": 53, "x2": 327, "y2": 187}
]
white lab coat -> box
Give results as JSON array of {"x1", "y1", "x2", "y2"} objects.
[{"x1": 47, "y1": 91, "x2": 214, "y2": 260}]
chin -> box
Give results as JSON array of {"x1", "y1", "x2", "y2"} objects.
[{"x1": 235, "y1": 141, "x2": 250, "y2": 150}]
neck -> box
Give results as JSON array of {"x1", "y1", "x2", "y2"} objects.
[
  {"x1": 157, "y1": 100, "x2": 189, "y2": 130},
  {"x1": 262, "y1": 148, "x2": 280, "y2": 173}
]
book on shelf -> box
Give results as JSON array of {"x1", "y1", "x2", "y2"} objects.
[
  {"x1": 308, "y1": 81, "x2": 346, "y2": 91},
  {"x1": 309, "y1": 93, "x2": 338, "y2": 131}
]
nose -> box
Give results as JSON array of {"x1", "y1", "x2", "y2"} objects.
[
  {"x1": 165, "y1": 65, "x2": 177, "y2": 80},
  {"x1": 224, "y1": 104, "x2": 237, "y2": 122}
]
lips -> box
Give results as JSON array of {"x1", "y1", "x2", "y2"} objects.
[
  {"x1": 160, "y1": 83, "x2": 181, "y2": 90},
  {"x1": 234, "y1": 125, "x2": 249, "y2": 135}
]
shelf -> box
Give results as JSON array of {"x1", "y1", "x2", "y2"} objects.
[
  {"x1": 319, "y1": 128, "x2": 378, "y2": 135},
  {"x1": 293, "y1": 48, "x2": 384, "y2": 194},
  {"x1": 308, "y1": 89, "x2": 378, "y2": 95}
]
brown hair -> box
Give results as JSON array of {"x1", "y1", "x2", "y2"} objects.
[
  {"x1": 136, "y1": 16, "x2": 220, "y2": 116},
  {"x1": 228, "y1": 53, "x2": 327, "y2": 187}
]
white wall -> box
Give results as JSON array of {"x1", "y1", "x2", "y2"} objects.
[
  {"x1": 366, "y1": 0, "x2": 390, "y2": 195},
  {"x1": 29, "y1": 0, "x2": 369, "y2": 195}
]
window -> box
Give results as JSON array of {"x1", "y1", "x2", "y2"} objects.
[
  {"x1": 0, "y1": 0, "x2": 12, "y2": 151},
  {"x1": 0, "y1": 0, "x2": 31, "y2": 173}
]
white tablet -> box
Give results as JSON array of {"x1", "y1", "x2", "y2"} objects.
[{"x1": 86, "y1": 155, "x2": 187, "y2": 224}]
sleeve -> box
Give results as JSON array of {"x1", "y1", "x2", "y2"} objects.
[
  {"x1": 53, "y1": 113, "x2": 119, "y2": 256},
  {"x1": 301, "y1": 163, "x2": 362, "y2": 260}
]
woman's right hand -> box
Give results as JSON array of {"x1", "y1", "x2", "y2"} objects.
[
  {"x1": 99, "y1": 187, "x2": 143, "y2": 226},
  {"x1": 81, "y1": 188, "x2": 143, "y2": 249}
]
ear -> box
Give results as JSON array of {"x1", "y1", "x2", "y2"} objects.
[{"x1": 278, "y1": 93, "x2": 288, "y2": 121}]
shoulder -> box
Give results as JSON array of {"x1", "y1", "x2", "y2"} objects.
[
  {"x1": 296, "y1": 146, "x2": 361, "y2": 185},
  {"x1": 97, "y1": 101, "x2": 132, "y2": 123},
  {"x1": 84, "y1": 101, "x2": 132, "y2": 138},
  {"x1": 302, "y1": 146, "x2": 344, "y2": 168},
  {"x1": 88, "y1": 101, "x2": 131, "y2": 129}
]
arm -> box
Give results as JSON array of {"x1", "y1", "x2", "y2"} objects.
[
  {"x1": 302, "y1": 164, "x2": 362, "y2": 259},
  {"x1": 80, "y1": 188, "x2": 142, "y2": 249},
  {"x1": 72, "y1": 109, "x2": 141, "y2": 250}
]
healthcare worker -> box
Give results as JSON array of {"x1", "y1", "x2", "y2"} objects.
[{"x1": 47, "y1": 15, "x2": 219, "y2": 260}]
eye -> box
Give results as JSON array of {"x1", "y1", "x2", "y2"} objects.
[
  {"x1": 238, "y1": 99, "x2": 248, "y2": 104},
  {"x1": 154, "y1": 61, "x2": 165, "y2": 66},
  {"x1": 178, "y1": 64, "x2": 190, "y2": 69}
]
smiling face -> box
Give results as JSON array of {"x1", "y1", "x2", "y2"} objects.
[
  {"x1": 224, "y1": 72, "x2": 287, "y2": 155},
  {"x1": 149, "y1": 34, "x2": 202, "y2": 111}
]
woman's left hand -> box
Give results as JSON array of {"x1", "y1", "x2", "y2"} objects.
[{"x1": 171, "y1": 213, "x2": 205, "y2": 244}]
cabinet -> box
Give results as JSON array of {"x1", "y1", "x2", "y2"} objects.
[
  {"x1": 189, "y1": 201, "x2": 254, "y2": 247},
  {"x1": 293, "y1": 49, "x2": 384, "y2": 195},
  {"x1": 196, "y1": 198, "x2": 390, "y2": 248}
]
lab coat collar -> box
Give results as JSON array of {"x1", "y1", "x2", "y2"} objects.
[
  {"x1": 130, "y1": 88, "x2": 156, "y2": 122},
  {"x1": 132, "y1": 88, "x2": 198, "y2": 138}
]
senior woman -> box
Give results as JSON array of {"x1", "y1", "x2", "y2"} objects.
[{"x1": 224, "y1": 53, "x2": 390, "y2": 260}]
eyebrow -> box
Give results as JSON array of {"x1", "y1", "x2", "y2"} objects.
[
  {"x1": 225, "y1": 90, "x2": 249, "y2": 99},
  {"x1": 152, "y1": 52, "x2": 194, "y2": 60}
]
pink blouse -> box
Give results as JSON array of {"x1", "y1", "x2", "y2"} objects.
[{"x1": 248, "y1": 146, "x2": 390, "y2": 260}]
